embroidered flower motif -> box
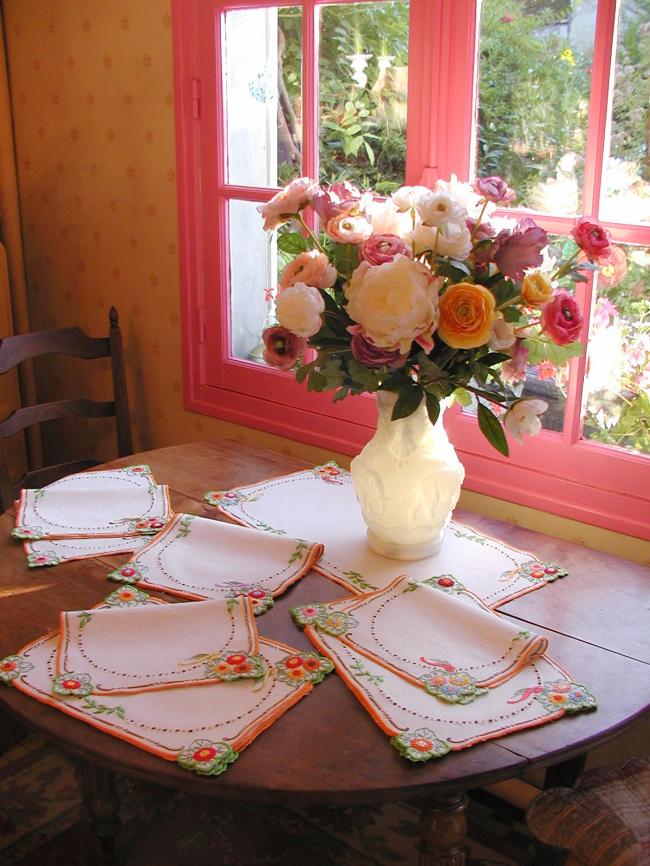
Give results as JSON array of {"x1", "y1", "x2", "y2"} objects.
[
  {"x1": 176, "y1": 514, "x2": 195, "y2": 538},
  {"x1": 203, "y1": 652, "x2": 266, "y2": 682},
  {"x1": 219, "y1": 583, "x2": 275, "y2": 615},
  {"x1": 289, "y1": 604, "x2": 358, "y2": 636},
  {"x1": 274, "y1": 652, "x2": 334, "y2": 687},
  {"x1": 203, "y1": 489, "x2": 256, "y2": 507},
  {"x1": 177, "y1": 740, "x2": 239, "y2": 776},
  {"x1": 391, "y1": 728, "x2": 451, "y2": 763},
  {"x1": 128, "y1": 516, "x2": 168, "y2": 535},
  {"x1": 423, "y1": 574, "x2": 466, "y2": 594},
  {"x1": 418, "y1": 659, "x2": 487, "y2": 704},
  {"x1": 103, "y1": 586, "x2": 151, "y2": 607},
  {"x1": 12, "y1": 526, "x2": 44, "y2": 540},
  {"x1": 122, "y1": 464, "x2": 152, "y2": 476},
  {"x1": 510, "y1": 561, "x2": 568, "y2": 583},
  {"x1": 107, "y1": 562, "x2": 147, "y2": 584},
  {"x1": 26, "y1": 550, "x2": 61, "y2": 568},
  {"x1": 508, "y1": 679, "x2": 597, "y2": 713},
  {"x1": 311, "y1": 462, "x2": 346, "y2": 484},
  {"x1": 52, "y1": 672, "x2": 93, "y2": 697},
  {"x1": 0, "y1": 655, "x2": 34, "y2": 684}
]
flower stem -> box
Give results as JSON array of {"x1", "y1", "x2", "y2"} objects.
[
  {"x1": 297, "y1": 212, "x2": 325, "y2": 253},
  {"x1": 470, "y1": 201, "x2": 488, "y2": 241},
  {"x1": 552, "y1": 249, "x2": 580, "y2": 281}
]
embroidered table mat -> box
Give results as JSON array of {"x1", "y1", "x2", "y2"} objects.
[
  {"x1": 291, "y1": 581, "x2": 596, "y2": 763},
  {"x1": 2, "y1": 591, "x2": 334, "y2": 778},
  {"x1": 24, "y1": 534, "x2": 149, "y2": 568},
  {"x1": 206, "y1": 463, "x2": 566, "y2": 608},
  {"x1": 105, "y1": 513, "x2": 323, "y2": 613},
  {"x1": 12, "y1": 465, "x2": 172, "y2": 541}
]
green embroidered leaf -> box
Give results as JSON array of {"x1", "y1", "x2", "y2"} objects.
[
  {"x1": 78, "y1": 611, "x2": 93, "y2": 630},
  {"x1": 477, "y1": 401, "x2": 509, "y2": 456},
  {"x1": 277, "y1": 231, "x2": 308, "y2": 254},
  {"x1": 521, "y1": 337, "x2": 583, "y2": 367},
  {"x1": 288, "y1": 541, "x2": 308, "y2": 564},
  {"x1": 342, "y1": 571, "x2": 377, "y2": 591}
]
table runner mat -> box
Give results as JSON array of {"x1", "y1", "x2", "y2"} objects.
[
  {"x1": 12, "y1": 466, "x2": 172, "y2": 540},
  {"x1": 206, "y1": 463, "x2": 567, "y2": 608},
  {"x1": 106, "y1": 513, "x2": 323, "y2": 613},
  {"x1": 56, "y1": 598, "x2": 261, "y2": 695},
  {"x1": 291, "y1": 575, "x2": 548, "y2": 701},
  {"x1": 2, "y1": 592, "x2": 334, "y2": 778},
  {"x1": 25, "y1": 534, "x2": 149, "y2": 568}
]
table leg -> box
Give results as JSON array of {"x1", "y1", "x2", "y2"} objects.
[
  {"x1": 77, "y1": 762, "x2": 121, "y2": 866},
  {"x1": 419, "y1": 790, "x2": 469, "y2": 866}
]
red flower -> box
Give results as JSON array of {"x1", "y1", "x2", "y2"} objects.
[
  {"x1": 410, "y1": 737, "x2": 433, "y2": 752},
  {"x1": 284, "y1": 656, "x2": 304, "y2": 669},
  {"x1": 302, "y1": 657, "x2": 321, "y2": 672},
  {"x1": 262, "y1": 326, "x2": 307, "y2": 371},
  {"x1": 62, "y1": 679, "x2": 81, "y2": 690},
  {"x1": 193, "y1": 746, "x2": 217, "y2": 762},
  {"x1": 121, "y1": 567, "x2": 136, "y2": 577},
  {"x1": 541, "y1": 291, "x2": 583, "y2": 346},
  {"x1": 437, "y1": 577, "x2": 454, "y2": 588},
  {"x1": 225, "y1": 654, "x2": 246, "y2": 665},
  {"x1": 572, "y1": 218, "x2": 612, "y2": 263},
  {"x1": 1, "y1": 661, "x2": 16, "y2": 672}
]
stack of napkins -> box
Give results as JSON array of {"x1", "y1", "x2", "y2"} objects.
[
  {"x1": 11, "y1": 465, "x2": 172, "y2": 567},
  {"x1": 291, "y1": 575, "x2": 596, "y2": 763},
  {"x1": 2, "y1": 590, "x2": 333, "y2": 776}
]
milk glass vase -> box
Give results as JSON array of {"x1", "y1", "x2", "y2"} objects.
[{"x1": 350, "y1": 392, "x2": 465, "y2": 560}]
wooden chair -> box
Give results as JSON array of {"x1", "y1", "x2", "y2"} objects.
[{"x1": 0, "y1": 306, "x2": 133, "y2": 511}]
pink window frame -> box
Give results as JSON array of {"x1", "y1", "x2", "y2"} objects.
[{"x1": 172, "y1": 0, "x2": 650, "y2": 541}]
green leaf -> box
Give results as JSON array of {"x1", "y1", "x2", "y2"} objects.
[
  {"x1": 295, "y1": 360, "x2": 317, "y2": 384},
  {"x1": 332, "y1": 386, "x2": 350, "y2": 403},
  {"x1": 425, "y1": 392, "x2": 441, "y2": 425},
  {"x1": 277, "y1": 231, "x2": 308, "y2": 254},
  {"x1": 477, "y1": 401, "x2": 509, "y2": 456},
  {"x1": 363, "y1": 140, "x2": 375, "y2": 165},
  {"x1": 448, "y1": 259, "x2": 471, "y2": 275},
  {"x1": 347, "y1": 359, "x2": 379, "y2": 391},
  {"x1": 479, "y1": 351, "x2": 511, "y2": 367},
  {"x1": 307, "y1": 369, "x2": 327, "y2": 391},
  {"x1": 451, "y1": 387, "x2": 472, "y2": 407},
  {"x1": 417, "y1": 351, "x2": 446, "y2": 383},
  {"x1": 521, "y1": 338, "x2": 583, "y2": 367},
  {"x1": 391, "y1": 386, "x2": 423, "y2": 420}
]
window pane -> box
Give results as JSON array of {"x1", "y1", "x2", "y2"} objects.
[
  {"x1": 583, "y1": 244, "x2": 650, "y2": 455},
  {"x1": 318, "y1": 1, "x2": 409, "y2": 192},
  {"x1": 228, "y1": 199, "x2": 276, "y2": 362},
  {"x1": 599, "y1": 1, "x2": 650, "y2": 225},
  {"x1": 223, "y1": 7, "x2": 302, "y2": 187},
  {"x1": 477, "y1": 1, "x2": 596, "y2": 215}
]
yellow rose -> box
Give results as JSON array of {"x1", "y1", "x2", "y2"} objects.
[
  {"x1": 521, "y1": 271, "x2": 553, "y2": 306},
  {"x1": 437, "y1": 283, "x2": 495, "y2": 349}
]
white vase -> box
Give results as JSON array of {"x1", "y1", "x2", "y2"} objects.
[{"x1": 350, "y1": 391, "x2": 465, "y2": 560}]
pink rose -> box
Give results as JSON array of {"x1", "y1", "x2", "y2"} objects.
[
  {"x1": 325, "y1": 212, "x2": 373, "y2": 244},
  {"x1": 541, "y1": 291, "x2": 583, "y2": 345},
  {"x1": 466, "y1": 217, "x2": 495, "y2": 243},
  {"x1": 492, "y1": 218, "x2": 548, "y2": 280},
  {"x1": 349, "y1": 328, "x2": 409, "y2": 369},
  {"x1": 571, "y1": 218, "x2": 612, "y2": 263},
  {"x1": 473, "y1": 176, "x2": 516, "y2": 204},
  {"x1": 504, "y1": 399, "x2": 548, "y2": 444},
  {"x1": 598, "y1": 246, "x2": 627, "y2": 289},
  {"x1": 262, "y1": 326, "x2": 307, "y2": 370},
  {"x1": 501, "y1": 339, "x2": 529, "y2": 384},
  {"x1": 257, "y1": 177, "x2": 316, "y2": 231},
  {"x1": 360, "y1": 234, "x2": 412, "y2": 265},
  {"x1": 280, "y1": 250, "x2": 336, "y2": 290},
  {"x1": 311, "y1": 181, "x2": 371, "y2": 221}
]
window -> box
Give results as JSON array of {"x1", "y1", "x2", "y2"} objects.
[{"x1": 172, "y1": 0, "x2": 650, "y2": 540}]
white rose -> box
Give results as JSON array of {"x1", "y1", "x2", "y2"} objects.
[
  {"x1": 489, "y1": 316, "x2": 516, "y2": 350},
  {"x1": 504, "y1": 399, "x2": 548, "y2": 444},
  {"x1": 275, "y1": 282, "x2": 325, "y2": 338},
  {"x1": 365, "y1": 198, "x2": 413, "y2": 238},
  {"x1": 436, "y1": 222, "x2": 472, "y2": 259},
  {"x1": 435, "y1": 174, "x2": 493, "y2": 220},
  {"x1": 345, "y1": 256, "x2": 439, "y2": 353},
  {"x1": 409, "y1": 224, "x2": 438, "y2": 256},
  {"x1": 416, "y1": 191, "x2": 467, "y2": 228},
  {"x1": 391, "y1": 185, "x2": 431, "y2": 212}
]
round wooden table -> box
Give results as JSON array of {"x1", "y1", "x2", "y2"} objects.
[{"x1": 1, "y1": 441, "x2": 649, "y2": 865}]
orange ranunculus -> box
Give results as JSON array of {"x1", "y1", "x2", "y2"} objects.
[
  {"x1": 437, "y1": 283, "x2": 496, "y2": 349},
  {"x1": 521, "y1": 271, "x2": 553, "y2": 306}
]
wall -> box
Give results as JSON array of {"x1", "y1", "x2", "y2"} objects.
[{"x1": 4, "y1": 0, "x2": 650, "y2": 573}]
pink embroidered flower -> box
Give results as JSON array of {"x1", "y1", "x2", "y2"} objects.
[
  {"x1": 504, "y1": 399, "x2": 548, "y2": 444},
  {"x1": 572, "y1": 218, "x2": 612, "y2": 263},
  {"x1": 279, "y1": 250, "x2": 336, "y2": 290},
  {"x1": 325, "y1": 212, "x2": 373, "y2": 244},
  {"x1": 257, "y1": 177, "x2": 316, "y2": 231},
  {"x1": 473, "y1": 175, "x2": 516, "y2": 204},
  {"x1": 262, "y1": 326, "x2": 307, "y2": 371},
  {"x1": 541, "y1": 291, "x2": 583, "y2": 345},
  {"x1": 350, "y1": 328, "x2": 409, "y2": 369},
  {"x1": 491, "y1": 219, "x2": 548, "y2": 280},
  {"x1": 359, "y1": 233, "x2": 412, "y2": 265}
]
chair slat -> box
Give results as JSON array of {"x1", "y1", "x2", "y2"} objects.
[
  {"x1": 0, "y1": 329, "x2": 110, "y2": 373},
  {"x1": 17, "y1": 459, "x2": 103, "y2": 494},
  {"x1": 0, "y1": 398, "x2": 116, "y2": 438}
]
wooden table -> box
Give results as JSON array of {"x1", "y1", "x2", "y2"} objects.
[{"x1": 1, "y1": 440, "x2": 649, "y2": 866}]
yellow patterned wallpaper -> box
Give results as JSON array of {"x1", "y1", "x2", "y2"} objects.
[{"x1": 3, "y1": 0, "x2": 649, "y2": 566}]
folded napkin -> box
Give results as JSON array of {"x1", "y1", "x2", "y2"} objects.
[
  {"x1": 56, "y1": 598, "x2": 261, "y2": 695},
  {"x1": 105, "y1": 513, "x2": 323, "y2": 614},
  {"x1": 25, "y1": 535, "x2": 149, "y2": 568},
  {"x1": 2, "y1": 591, "x2": 334, "y2": 777},
  {"x1": 292, "y1": 575, "x2": 547, "y2": 704},
  {"x1": 12, "y1": 465, "x2": 172, "y2": 541},
  {"x1": 206, "y1": 463, "x2": 567, "y2": 607}
]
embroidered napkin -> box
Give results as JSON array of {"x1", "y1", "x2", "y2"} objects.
[
  {"x1": 291, "y1": 575, "x2": 548, "y2": 703},
  {"x1": 2, "y1": 591, "x2": 334, "y2": 778},
  {"x1": 55, "y1": 598, "x2": 261, "y2": 695},
  {"x1": 12, "y1": 465, "x2": 172, "y2": 541},
  {"x1": 105, "y1": 513, "x2": 323, "y2": 614},
  {"x1": 206, "y1": 463, "x2": 567, "y2": 607},
  {"x1": 24, "y1": 535, "x2": 149, "y2": 568}
]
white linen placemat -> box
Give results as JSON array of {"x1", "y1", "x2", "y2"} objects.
[
  {"x1": 25, "y1": 534, "x2": 149, "y2": 568},
  {"x1": 206, "y1": 463, "x2": 567, "y2": 607}
]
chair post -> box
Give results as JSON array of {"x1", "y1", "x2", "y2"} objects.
[{"x1": 108, "y1": 307, "x2": 133, "y2": 457}]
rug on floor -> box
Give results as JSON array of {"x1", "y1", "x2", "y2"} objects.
[{"x1": 0, "y1": 735, "x2": 537, "y2": 865}]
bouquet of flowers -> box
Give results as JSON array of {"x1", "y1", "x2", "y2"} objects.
[{"x1": 259, "y1": 175, "x2": 611, "y2": 455}]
